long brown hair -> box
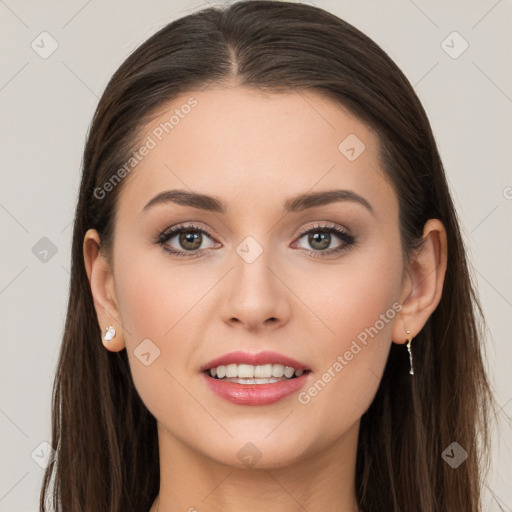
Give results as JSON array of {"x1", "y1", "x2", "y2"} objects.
[{"x1": 40, "y1": 1, "x2": 496, "y2": 510}]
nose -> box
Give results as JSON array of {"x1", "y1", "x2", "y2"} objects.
[{"x1": 220, "y1": 243, "x2": 291, "y2": 332}]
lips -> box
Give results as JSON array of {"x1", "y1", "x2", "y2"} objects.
[{"x1": 201, "y1": 350, "x2": 311, "y2": 406}]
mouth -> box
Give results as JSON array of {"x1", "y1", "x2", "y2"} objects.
[
  {"x1": 204, "y1": 363, "x2": 310, "y2": 384},
  {"x1": 200, "y1": 350, "x2": 311, "y2": 405}
]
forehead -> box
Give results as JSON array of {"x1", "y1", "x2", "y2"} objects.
[{"x1": 116, "y1": 86, "x2": 393, "y2": 218}]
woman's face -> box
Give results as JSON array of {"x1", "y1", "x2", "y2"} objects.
[{"x1": 106, "y1": 87, "x2": 407, "y2": 468}]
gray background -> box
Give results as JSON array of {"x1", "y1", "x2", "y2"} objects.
[{"x1": 1, "y1": 0, "x2": 511, "y2": 510}]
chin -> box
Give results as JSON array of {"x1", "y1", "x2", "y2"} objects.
[{"x1": 202, "y1": 435, "x2": 315, "y2": 470}]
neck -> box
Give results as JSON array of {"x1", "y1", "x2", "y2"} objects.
[{"x1": 150, "y1": 420, "x2": 361, "y2": 512}]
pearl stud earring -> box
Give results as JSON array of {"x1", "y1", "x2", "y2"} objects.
[{"x1": 104, "y1": 325, "x2": 116, "y2": 342}]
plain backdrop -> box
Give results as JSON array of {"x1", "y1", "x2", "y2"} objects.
[{"x1": 1, "y1": 1, "x2": 511, "y2": 510}]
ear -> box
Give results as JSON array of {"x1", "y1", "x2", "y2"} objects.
[
  {"x1": 392, "y1": 219, "x2": 448, "y2": 344},
  {"x1": 83, "y1": 229, "x2": 125, "y2": 352}
]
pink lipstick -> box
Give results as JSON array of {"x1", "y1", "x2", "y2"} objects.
[{"x1": 201, "y1": 350, "x2": 311, "y2": 406}]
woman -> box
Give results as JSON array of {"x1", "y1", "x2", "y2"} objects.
[{"x1": 40, "y1": 1, "x2": 495, "y2": 511}]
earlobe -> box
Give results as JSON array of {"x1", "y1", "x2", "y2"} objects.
[
  {"x1": 83, "y1": 229, "x2": 125, "y2": 352},
  {"x1": 392, "y1": 219, "x2": 448, "y2": 345}
]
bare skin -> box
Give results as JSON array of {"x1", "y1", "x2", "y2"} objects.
[{"x1": 83, "y1": 86, "x2": 447, "y2": 512}]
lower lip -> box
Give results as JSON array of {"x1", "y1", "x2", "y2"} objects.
[{"x1": 202, "y1": 372, "x2": 310, "y2": 406}]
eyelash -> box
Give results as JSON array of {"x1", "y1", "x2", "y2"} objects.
[{"x1": 153, "y1": 222, "x2": 357, "y2": 259}]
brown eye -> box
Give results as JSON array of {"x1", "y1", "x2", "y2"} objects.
[
  {"x1": 293, "y1": 224, "x2": 356, "y2": 258},
  {"x1": 308, "y1": 231, "x2": 332, "y2": 250},
  {"x1": 178, "y1": 230, "x2": 203, "y2": 251},
  {"x1": 155, "y1": 224, "x2": 218, "y2": 258}
]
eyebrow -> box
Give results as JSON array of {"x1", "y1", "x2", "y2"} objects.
[{"x1": 142, "y1": 188, "x2": 374, "y2": 215}]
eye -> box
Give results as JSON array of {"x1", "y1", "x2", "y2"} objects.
[
  {"x1": 293, "y1": 223, "x2": 356, "y2": 258},
  {"x1": 154, "y1": 223, "x2": 219, "y2": 258},
  {"x1": 153, "y1": 222, "x2": 356, "y2": 259}
]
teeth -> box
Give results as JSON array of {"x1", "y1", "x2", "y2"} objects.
[
  {"x1": 283, "y1": 366, "x2": 295, "y2": 378},
  {"x1": 272, "y1": 364, "x2": 284, "y2": 377},
  {"x1": 225, "y1": 364, "x2": 237, "y2": 378},
  {"x1": 208, "y1": 363, "x2": 306, "y2": 380},
  {"x1": 238, "y1": 364, "x2": 255, "y2": 378},
  {"x1": 254, "y1": 364, "x2": 272, "y2": 378}
]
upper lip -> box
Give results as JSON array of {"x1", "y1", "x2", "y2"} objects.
[{"x1": 200, "y1": 350, "x2": 310, "y2": 372}]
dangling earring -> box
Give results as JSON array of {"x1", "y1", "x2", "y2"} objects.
[
  {"x1": 405, "y1": 328, "x2": 414, "y2": 375},
  {"x1": 104, "y1": 325, "x2": 116, "y2": 342}
]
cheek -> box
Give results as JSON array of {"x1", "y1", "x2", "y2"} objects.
[
  {"x1": 113, "y1": 236, "x2": 204, "y2": 339},
  {"x1": 111, "y1": 242, "x2": 194, "y2": 402},
  {"x1": 303, "y1": 243, "x2": 402, "y2": 343},
  {"x1": 111, "y1": 241, "x2": 228, "y2": 413},
  {"x1": 324, "y1": 267, "x2": 400, "y2": 342},
  {"x1": 295, "y1": 251, "x2": 402, "y2": 431}
]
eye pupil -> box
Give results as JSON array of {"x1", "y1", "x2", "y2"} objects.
[
  {"x1": 309, "y1": 231, "x2": 330, "y2": 250},
  {"x1": 180, "y1": 231, "x2": 202, "y2": 250}
]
